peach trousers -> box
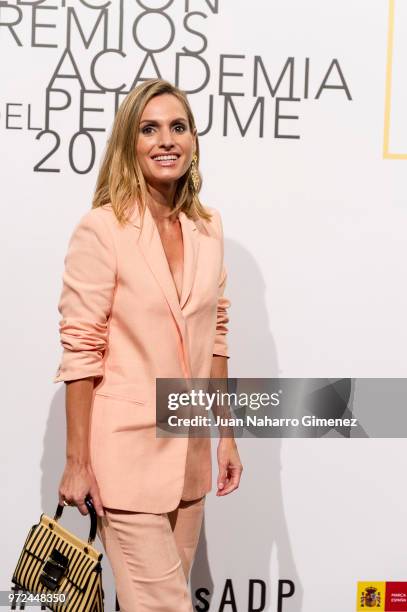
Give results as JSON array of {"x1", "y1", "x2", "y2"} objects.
[{"x1": 97, "y1": 496, "x2": 205, "y2": 612}]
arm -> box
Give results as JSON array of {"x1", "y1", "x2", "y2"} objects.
[
  {"x1": 210, "y1": 353, "x2": 234, "y2": 438},
  {"x1": 211, "y1": 354, "x2": 243, "y2": 497},
  {"x1": 55, "y1": 209, "x2": 116, "y2": 516},
  {"x1": 65, "y1": 378, "x2": 94, "y2": 467},
  {"x1": 210, "y1": 216, "x2": 234, "y2": 437},
  {"x1": 210, "y1": 210, "x2": 243, "y2": 496},
  {"x1": 59, "y1": 377, "x2": 106, "y2": 516},
  {"x1": 54, "y1": 210, "x2": 116, "y2": 383}
]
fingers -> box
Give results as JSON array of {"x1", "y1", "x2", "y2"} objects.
[
  {"x1": 58, "y1": 465, "x2": 105, "y2": 517},
  {"x1": 222, "y1": 468, "x2": 241, "y2": 495},
  {"x1": 60, "y1": 495, "x2": 88, "y2": 513},
  {"x1": 77, "y1": 499, "x2": 89, "y2": 516},
  {"x1": 59, "y1": 488, "x2": 75, "y2": 507},
  {"x1": 216, "y1": 464, "x2": 243, "y2": 496},
  {"x1": 59, "y1": 489, "x2": 89, "y2": 514},
  {"x1": 89, "y1": 485, "x2": 105, "y2": 517},
  {"x1": 59, "y1": 491, "x2": 105, "y2": 517},
  {"x1": 58, "y1": 492, "x2": 66, "y2": 507},
  {"x1": 217, "y1": 463, "x2": 228, "y2": 493},
  {"x1": 216, "y1": 442, "x2": 244, "y2": 497}
]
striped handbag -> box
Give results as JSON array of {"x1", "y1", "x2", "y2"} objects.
[{"x1": 10, "y1": 495, "x2": 104, "y2": 611}]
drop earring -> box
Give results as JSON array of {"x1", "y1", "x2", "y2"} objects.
[{"x1": 189, "y1": 154, "x2": 200, "y2": 194}]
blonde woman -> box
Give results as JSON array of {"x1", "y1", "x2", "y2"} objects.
[{"x1": 54, "y1": 78, "x2": 243, "y2": 611}]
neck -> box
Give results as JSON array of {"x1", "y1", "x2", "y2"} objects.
[{"x1": 146, "y1": 182, "x2": 177, "y2": 221}]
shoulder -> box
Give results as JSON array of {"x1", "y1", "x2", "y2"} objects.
[
  {"x1": 72, "y1": 204, "x2": 118, "y2": 234},
  {"x1": 198, "y1": 205, "x2": 224, "y2": 239},
  {"x1": 67, "y1": 205, "x2": 118, "y2": 252},
  {"x1": 79, "y1": 203, "x2": 115, "y2": 224},
  {"x1": 202, "y1": 205, "x2": 220, "y2": 220}
]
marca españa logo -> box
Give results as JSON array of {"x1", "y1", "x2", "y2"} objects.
[{"x1": 357, "y1": 582, "x2": 407, "y2": 611}]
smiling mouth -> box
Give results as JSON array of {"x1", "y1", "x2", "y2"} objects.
[{"x1": 151, "y1": 154, "x2": 180, "y2": 166}]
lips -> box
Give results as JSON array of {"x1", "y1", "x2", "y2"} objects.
[
  {"x1": 150, "y1": 154, "x2": 180, "y2": 167},
  {"x1": 150, "y1": 154, "x2": 180, "y2": 160}
]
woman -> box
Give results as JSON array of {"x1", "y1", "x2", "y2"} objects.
[{"x1": 54, "y1": 78, "x2": 243, "y2": 611}]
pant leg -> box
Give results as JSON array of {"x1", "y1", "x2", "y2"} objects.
[
  {"x1": 167, "y1": 496, "x2": 206, "y2": 582},
  {"x1": 97, "y1": 508, "x2": 194, "y2": 612}
]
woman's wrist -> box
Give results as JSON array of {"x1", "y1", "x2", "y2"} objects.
[
  {"x1": 66, "y1": 454, "x2": 91, "y2": 469},
  {"x1": 218, "y1": 437, "x2": 237, "y2": 447}
]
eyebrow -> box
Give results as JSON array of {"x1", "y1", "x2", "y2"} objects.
[{"x1": 139, "y1": 117, "x2": 188, "y2": 125}]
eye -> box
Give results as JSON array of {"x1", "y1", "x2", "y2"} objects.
[{"x1": 140, "y1": 123, "x2": 187, "y2": 135}]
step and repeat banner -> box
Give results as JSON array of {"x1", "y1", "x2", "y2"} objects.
[{"x1": 1, "y1": 1, "x2": 407, "y2": 611}]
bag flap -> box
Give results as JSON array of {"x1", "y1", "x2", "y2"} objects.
[{"x1": 23, "y1": 514, "x2": 102, "y2": 591}]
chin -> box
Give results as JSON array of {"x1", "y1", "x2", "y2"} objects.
[
  {"x1": 152, "y1": 170, "x2": 185, "y2": 182},
  {"x1": 147, "y1": 175, "x2": 180, "y2": 187}
]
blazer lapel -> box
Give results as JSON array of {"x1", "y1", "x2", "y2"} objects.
[
  {"x1": 179, "y1": 210, "x2": 199, "y2": 310},
  {"x1": 128, "y1": 203, "x2": 200, "y2": 350}
]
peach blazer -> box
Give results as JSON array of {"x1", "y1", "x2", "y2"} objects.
[{"x1": 53, "y1": 202, "x2": 230, "y2": 513}]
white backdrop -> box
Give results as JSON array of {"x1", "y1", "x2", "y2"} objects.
[{"x1": 1, "y1": 1, "x2": 406, "y2": 610}]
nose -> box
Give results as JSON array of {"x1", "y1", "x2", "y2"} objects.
[{"x1": 158, "y1": 127, "x2": 176, "y2": 149}]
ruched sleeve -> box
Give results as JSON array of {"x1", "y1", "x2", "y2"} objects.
[
  {"x1": 212, "y1": 210, "x2": 231, "y2": 359},
  {"x1": 53, "y1": 209, "x2": 117, "y2": 383}
]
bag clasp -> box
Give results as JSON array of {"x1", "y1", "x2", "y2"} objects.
[{"x1": 39, "y1": 548, "x2": 69, "y2": 591}]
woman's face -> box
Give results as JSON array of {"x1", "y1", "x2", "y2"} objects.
[{"x1": 136, "y1": 93, "x2": 197, "y2": 188}]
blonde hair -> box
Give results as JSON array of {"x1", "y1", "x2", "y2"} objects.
[{"x1": 91, "y1": 78, "x2": 211, "y2": 226}]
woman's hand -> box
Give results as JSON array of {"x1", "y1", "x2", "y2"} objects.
[
  {"x1": 216, "y1": 438, "x2": 243, "y2": 496},
  {"x1": 58, "y1": 459, "x2": 105, "y2": 517}
]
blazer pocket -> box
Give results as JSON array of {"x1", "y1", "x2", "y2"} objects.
[
  {"x1": 94, "y1": 391, "x2": 145, "y2": 405},
  {"x1": 93, "y1": 392, "x2": 152, "y2": 434}
]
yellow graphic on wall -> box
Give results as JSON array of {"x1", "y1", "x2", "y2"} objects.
[
  {"x1": 384, "y1": 0, "x2": 407, "y2": 159},
  {"x1": 357, "y1": 582, "x2": 386, "y2": 610}
]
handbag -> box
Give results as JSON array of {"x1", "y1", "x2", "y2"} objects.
[{"x1": 10, "y1": 494, "x2": 104, "y2": 611}]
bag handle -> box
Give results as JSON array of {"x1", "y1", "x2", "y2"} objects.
[{"x1": 53, "y1": 494, "x2": 98, "y2": 545}]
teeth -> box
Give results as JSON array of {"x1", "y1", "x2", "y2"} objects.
[{"x1": 153, "y1": 155, "x2": 178, "y2": 161}]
